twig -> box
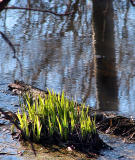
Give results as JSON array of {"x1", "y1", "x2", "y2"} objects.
[
  {"x1": 0, "y1": 31, "x2": 16, "y2": 55},
  {"x1": 5, "y1": 6, "x2": 74, "y2": 16}
]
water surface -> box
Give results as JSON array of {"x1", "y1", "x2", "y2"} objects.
[
  {"x1": 0, "y1": 0, "x2": 135, "y2": 159},
  {"x1": 1, "y1": 0, "x2": 135, "y2": 114}
]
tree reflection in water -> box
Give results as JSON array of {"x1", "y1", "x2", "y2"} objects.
[
  {"x1": 92, "y1": 0, "x2": 118, "y2": 111},
  {"x1": 0, "y1": 0, "x2": 135, "y2": 113}
]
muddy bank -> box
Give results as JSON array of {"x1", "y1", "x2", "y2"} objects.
[
  {"x1": 1, "y1": 80, "x2": 110, "y2": 158},
  {"x1": 97, "y1": 115, "x2": 135, "y2": 142},
  {"x1": 0, "y1": 123, "x2": 97, "y2": 160}
]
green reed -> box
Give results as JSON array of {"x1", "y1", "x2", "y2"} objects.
[{"x1": 17, "y1": 90, "x2": 96, "y2": 143}]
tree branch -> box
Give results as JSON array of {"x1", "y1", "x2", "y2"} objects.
[{"x1": 5, "y1": 6, "x2": 74, "y2": 16}]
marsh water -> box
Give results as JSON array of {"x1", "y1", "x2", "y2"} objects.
[{"x1": 0, "y1": 0, "x2": 135, "y2": 159}]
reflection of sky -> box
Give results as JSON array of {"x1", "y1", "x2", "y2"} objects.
[
  {"x1": 114, "y1": 2, "x2": 135, "y2": 114},
  {"x1": 5, "y1": 10, "x2": 19, "y2": 31}
]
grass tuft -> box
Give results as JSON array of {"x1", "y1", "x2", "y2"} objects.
[{"x1": 17, "y1": 90, "x2": 97, "y2": 148}]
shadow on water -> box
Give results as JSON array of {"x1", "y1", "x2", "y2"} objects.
[{"x1": 92, "y1": 0, "x2": 118, "y2": 111}]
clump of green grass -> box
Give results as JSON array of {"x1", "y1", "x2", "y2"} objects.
[{"x1": 17, "y1": 90, "x2": 96, "y2": 148}]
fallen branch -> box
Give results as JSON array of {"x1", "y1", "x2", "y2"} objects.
[
  {"x1": 5, "y1": 6, "x2": 74, "y2": 16},
  {"x1": 0, "y1": 108, "x2": 20, "y2": 131},
  {"x1": 8, "y1": 80, "x2": 48, "y2": 96}
]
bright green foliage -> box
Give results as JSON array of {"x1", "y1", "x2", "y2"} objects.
[
  {"x1": 17, "y1": 90, "x2": 96, "y2": 142},
  {"x1": 36, "y1": 116, "x2": 42, "y2": 141}
]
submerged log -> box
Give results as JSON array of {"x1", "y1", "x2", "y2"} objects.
[
  {"x1": 8, "y1": 80, "x2": 135, "y2": 143},
  {"x1": 8, "y1": 80, "x2": 48, "y2": 96}
]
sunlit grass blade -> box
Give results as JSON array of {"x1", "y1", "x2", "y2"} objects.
[
  {"x1": 56, "y1": 116, "x2": 63, "y2": 138},
  {"x1": 17, "y1": 109, "x2": 24, "y2": 130},
  {"x1": 36, "y1": 116, "x2": 42, "y2": 141}
]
